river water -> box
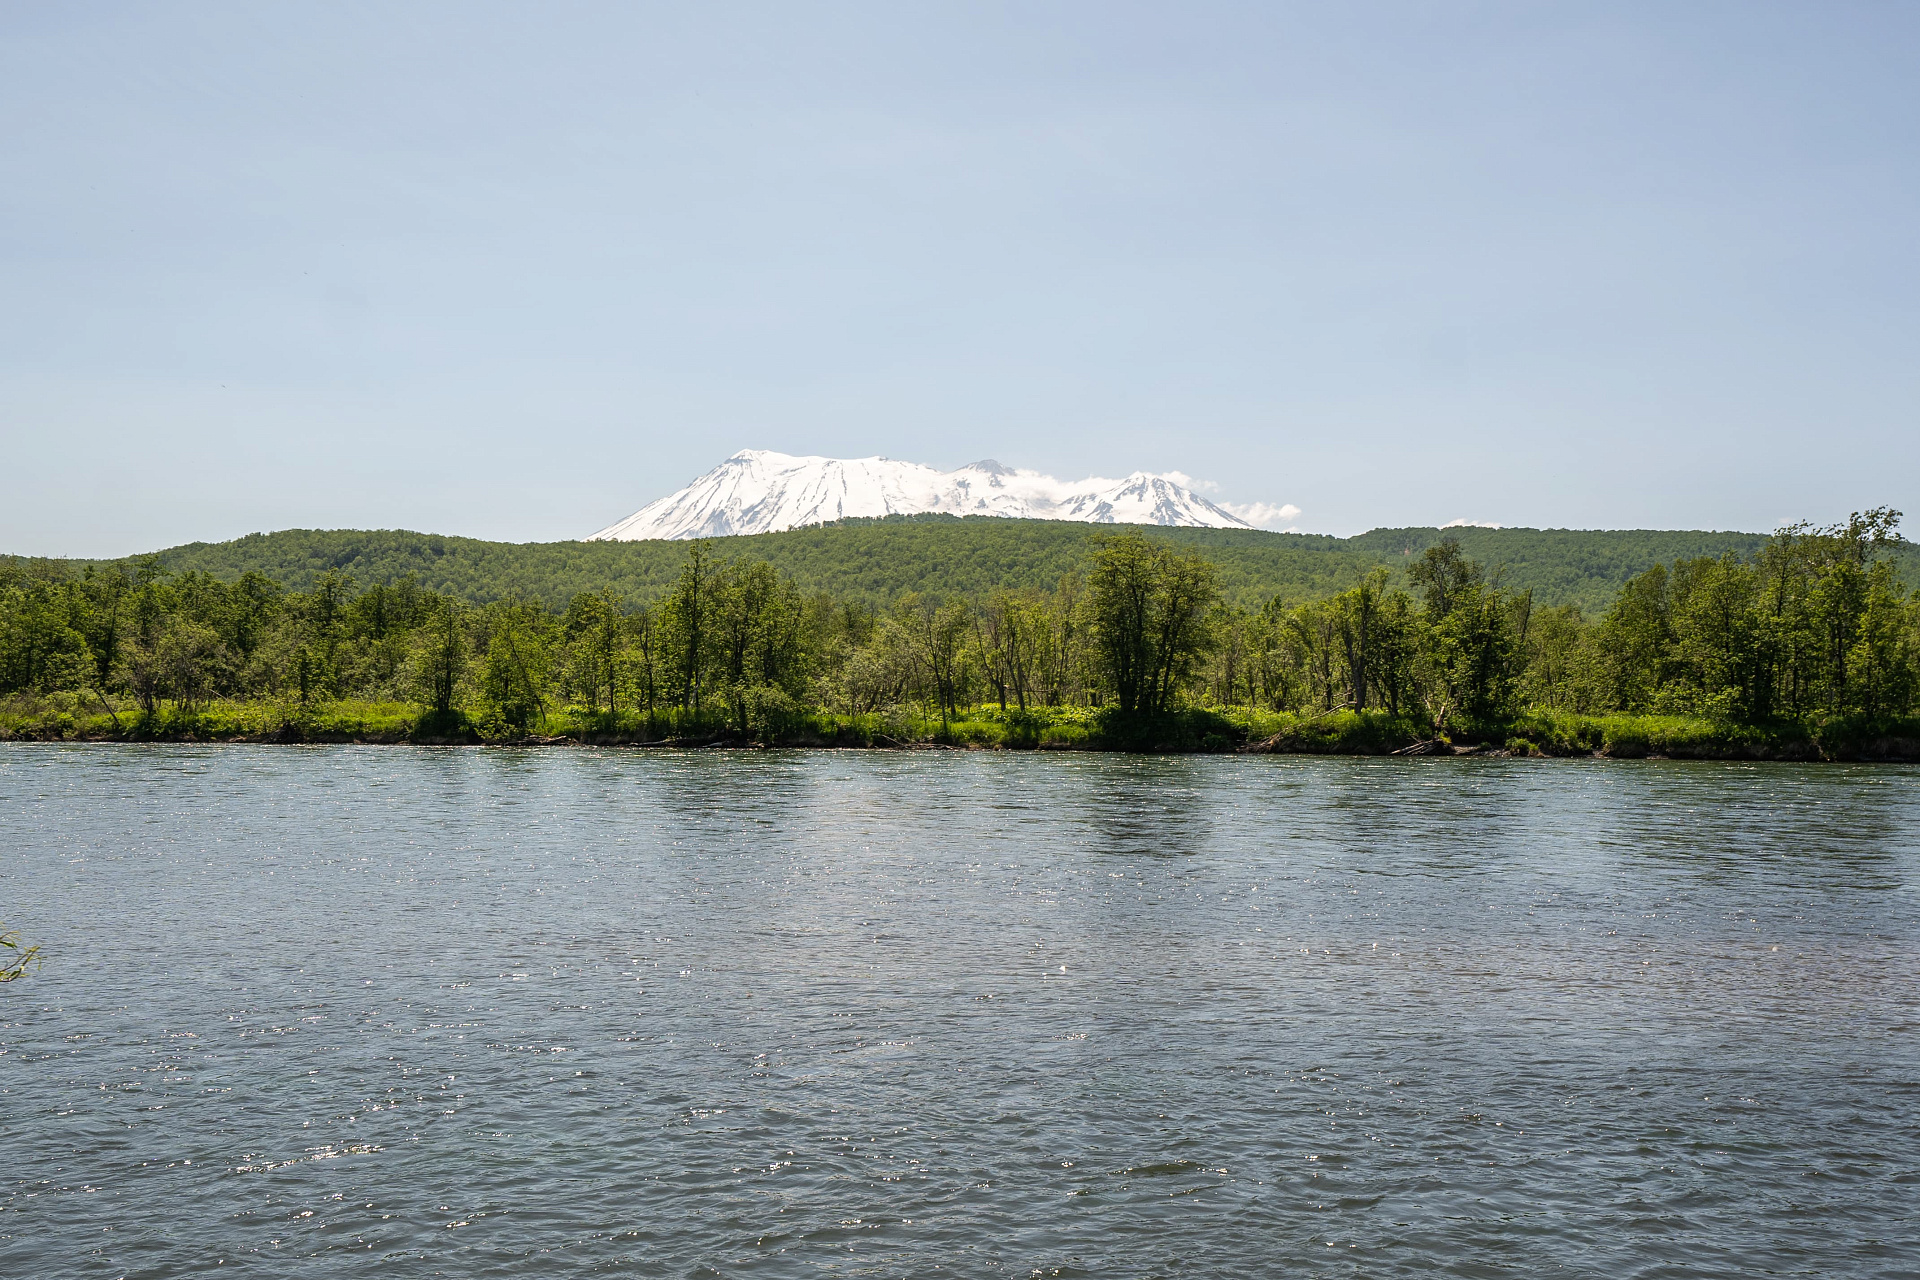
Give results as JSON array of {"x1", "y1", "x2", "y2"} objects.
[{"x1": 1, "y1": 746, "x2": 1916, "y2": 1278}]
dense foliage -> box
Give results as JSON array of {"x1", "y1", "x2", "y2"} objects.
[
  {"x1": 52, "y1": 516, "x2": 1854, "y2": 616},
  {"x1": 3, "y1": 515, "x2": 1915, "y2": 750}
]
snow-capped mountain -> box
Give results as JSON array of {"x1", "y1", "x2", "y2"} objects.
[{"x1": 587, "y1": 451, "x2": 1271, "y2": 541}]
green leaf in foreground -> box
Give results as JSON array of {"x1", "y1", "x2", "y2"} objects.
[{"x1": 0, "y1": 926, "x2": 41, "y2": 981}]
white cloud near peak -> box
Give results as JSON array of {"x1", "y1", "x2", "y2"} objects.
[
  {"x1": 1162, "y1": 470, "x2": 1215, "y2": 492},
  {"x1": 1222, "y1": 500, "x2": 1303, "y2": 529}
]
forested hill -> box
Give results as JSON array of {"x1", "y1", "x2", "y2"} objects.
[{"x1": 40, "y1": 516, "x2": 1828, "y2": 615}]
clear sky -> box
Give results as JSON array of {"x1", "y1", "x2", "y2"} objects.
[{"x1": 4, "y1": 2, "x2": 1917, "y2": 556}]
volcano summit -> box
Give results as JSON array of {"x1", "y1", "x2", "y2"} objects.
[{"x1": 588, "y1": 450, "x2": 1291, "y2": 541}]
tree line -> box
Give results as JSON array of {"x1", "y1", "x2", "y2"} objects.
[
  {"x1": 97, "y1": 519, "x2": 1807, "y2": 616},
  {"x1": 3, "y1": 513, "x2": 1915, "y2": 737}
]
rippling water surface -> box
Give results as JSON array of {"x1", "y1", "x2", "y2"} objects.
[{"x1": 2, "y1": 746, "x2": 1917, "y2": 1277}]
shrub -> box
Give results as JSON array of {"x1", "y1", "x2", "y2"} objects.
[
  {"x1": 742, "y1": 685, "x2": 802, "y2": 743},
  {"x1": 1038, "y1": 723, "x2": 1092, "y2": 749},
  {"x1": 1000, "y1": 708, "x2": 1046, "y2": 749}
]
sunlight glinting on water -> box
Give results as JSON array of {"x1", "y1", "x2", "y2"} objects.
[{"x1": 2, "y1": 746, "x2": 1917, "y2": 1276}]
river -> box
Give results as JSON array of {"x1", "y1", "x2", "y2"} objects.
[{"x1": 2, "y1": 746, "x2": 1916, "y2": 1276}]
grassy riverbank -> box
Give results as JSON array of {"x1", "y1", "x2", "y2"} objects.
[{"x1": 5, "y1": 694, "x2": 1915, "y2": 760}]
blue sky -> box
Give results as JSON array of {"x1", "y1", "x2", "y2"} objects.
[{"x1": 4, "y1": 2, "x2": 1917, "y2": 555}]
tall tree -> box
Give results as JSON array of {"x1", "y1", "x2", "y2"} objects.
[
  {"x1": 414, "y1": 598, "x2": 468, "y2": 716},
  {"x1": 899, "y1": 594, "x2": 970, "y2": 731},
  {"x1": 663, "y1": 542, "x2": 714, "y2": 717},
  {"x1": 1407, "y1": 538, "x2": 1480, "y2": 619},
  {"x1": 629, "y1": 604, "x2": 660, "y2": 733},
  {"x1": 1089, "y1": 532, "x2": 1218, "y2": 716}
]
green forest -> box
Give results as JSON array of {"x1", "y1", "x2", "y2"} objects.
[
  {"x1": 3, "y1": 510, "x2": 1917, "y2": 758},
  {"x1": 60, "y1": 516, "x2": 1841, "y2": 616}
]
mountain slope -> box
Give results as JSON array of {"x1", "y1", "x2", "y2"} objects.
[
  {"x1": 65, "y1": 517, "x2": 1812, "y2": 616},
  {"x1": 588, "y1": 450, "x2": 1261, "y2": 539}
]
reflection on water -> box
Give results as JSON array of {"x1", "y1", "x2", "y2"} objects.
[{"x1": 2, "y1": 746, "x2": 1917, "y2": 1277}]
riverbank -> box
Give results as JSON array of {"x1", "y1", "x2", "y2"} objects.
[{"x1": 5, "y1": 695, "x2": 1917, "y2": 760}]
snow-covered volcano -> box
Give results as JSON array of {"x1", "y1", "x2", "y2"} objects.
[{"x1": 588, "y1": 451, "x2": 1275, "y2": 541}]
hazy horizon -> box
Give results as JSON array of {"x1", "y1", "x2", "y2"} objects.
[
  {"x1": 50, "y1": 508, "x2": 1784, "y2": 562},
  {"x1": 5, "y1": 3, "x2": 1918, "y2": 557}
]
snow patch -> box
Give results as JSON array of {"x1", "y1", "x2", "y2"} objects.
[{"x1": 587, "y1": 450, "x2": 1293, "y2": 541}]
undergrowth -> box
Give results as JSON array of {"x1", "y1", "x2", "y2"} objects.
[{"x1": 3, "y1": 693, "x2": 1915, "y2": 759}]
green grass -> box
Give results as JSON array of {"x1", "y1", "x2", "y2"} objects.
[
  {"x1": 0, "y1": 694, "x2": 426, "y2": 743},
  {"x1": 1503, "y1": 710, "x2": 1920, "y2": 760},
  {"x1": 1227, "y1": 707, "x2": 1433, "y2": 754},
  {"x1": 5, "y1": 693, "x2": 1916, "y2": 759}
]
